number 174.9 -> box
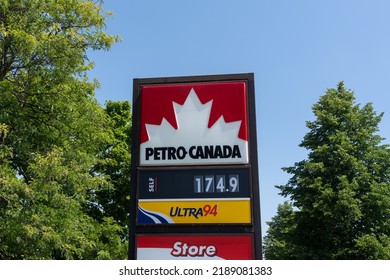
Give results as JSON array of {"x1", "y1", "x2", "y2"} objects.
[{"x1": 194, "y1": 175, "x2": 239, "y2": 193}]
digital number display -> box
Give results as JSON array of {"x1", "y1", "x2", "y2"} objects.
[
  {"x1": 138, "y1": 168, "x2": 250, "y2": 199},
  {"x1": 194, "y1": 175, "x2": 239, "y2": 193}
]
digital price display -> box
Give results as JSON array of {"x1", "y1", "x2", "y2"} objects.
[
  {"x1": 138, "y1": 168, "x2": 250, "y2": 199},
  {"x1": 194, "y1": 174, "x2": 239, "y2": 193}
]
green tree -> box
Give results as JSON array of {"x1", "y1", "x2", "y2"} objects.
[
  {"x1": 263, "y1": 202, "x2": 298, "y2": 259},
  {"x1": 264, "y1": 82, "x2": 390, "y2": 259},
  {"x1": 87, "y1": 100, "x2": 132, "y2": 242},
  {"x1": 0, "y1": 0, "x2": 126, "y2": 259}
]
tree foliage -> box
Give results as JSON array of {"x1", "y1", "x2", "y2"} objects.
[
  {"x1": 88, "y1": 100, "x2": 132, "y2": 242},
  {"x1": 0, "y1": 0, "x2": 127, "y2": 259},
  {"x1": 264, "y1": 82, "x2": 390, "y2": 259}
]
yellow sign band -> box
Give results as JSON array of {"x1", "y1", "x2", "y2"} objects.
[{"x1": 138, "y1": 199, "x2": 252, "y2": 224}]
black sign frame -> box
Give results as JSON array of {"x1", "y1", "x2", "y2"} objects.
[{"x1": 129, "y1": 73, "x2": 262, "y2": 259}]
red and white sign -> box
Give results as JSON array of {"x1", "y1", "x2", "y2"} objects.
[
  {"x1": 139, "y1": 82, "x2": 249, "y2": 166},
  {"x1": 136, "y1": 234, "x2": 254, "y2": 260}
]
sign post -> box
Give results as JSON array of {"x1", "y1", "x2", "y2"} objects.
[{"x1": 129, "y1": 73, "x2": 262, "y2": 259}]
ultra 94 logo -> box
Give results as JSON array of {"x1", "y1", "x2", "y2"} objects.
[
  {"x1": 194, "y1": 174, "x2": 239, "y2": 193},
  {"x1": 170, "y1": 204, "x2": 218, "y2": 219}
]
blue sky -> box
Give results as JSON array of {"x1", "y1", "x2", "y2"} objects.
[{"x1": 88, "y1": 0, "x2": 390, "y2": 238}]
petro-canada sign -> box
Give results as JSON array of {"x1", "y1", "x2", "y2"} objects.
[
  {"x1": 139, "y1": 82, "x2": 249, "y2": 166},
  {"x1": 129, "y1": 73, "x2": 262, "y2": 260}
]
